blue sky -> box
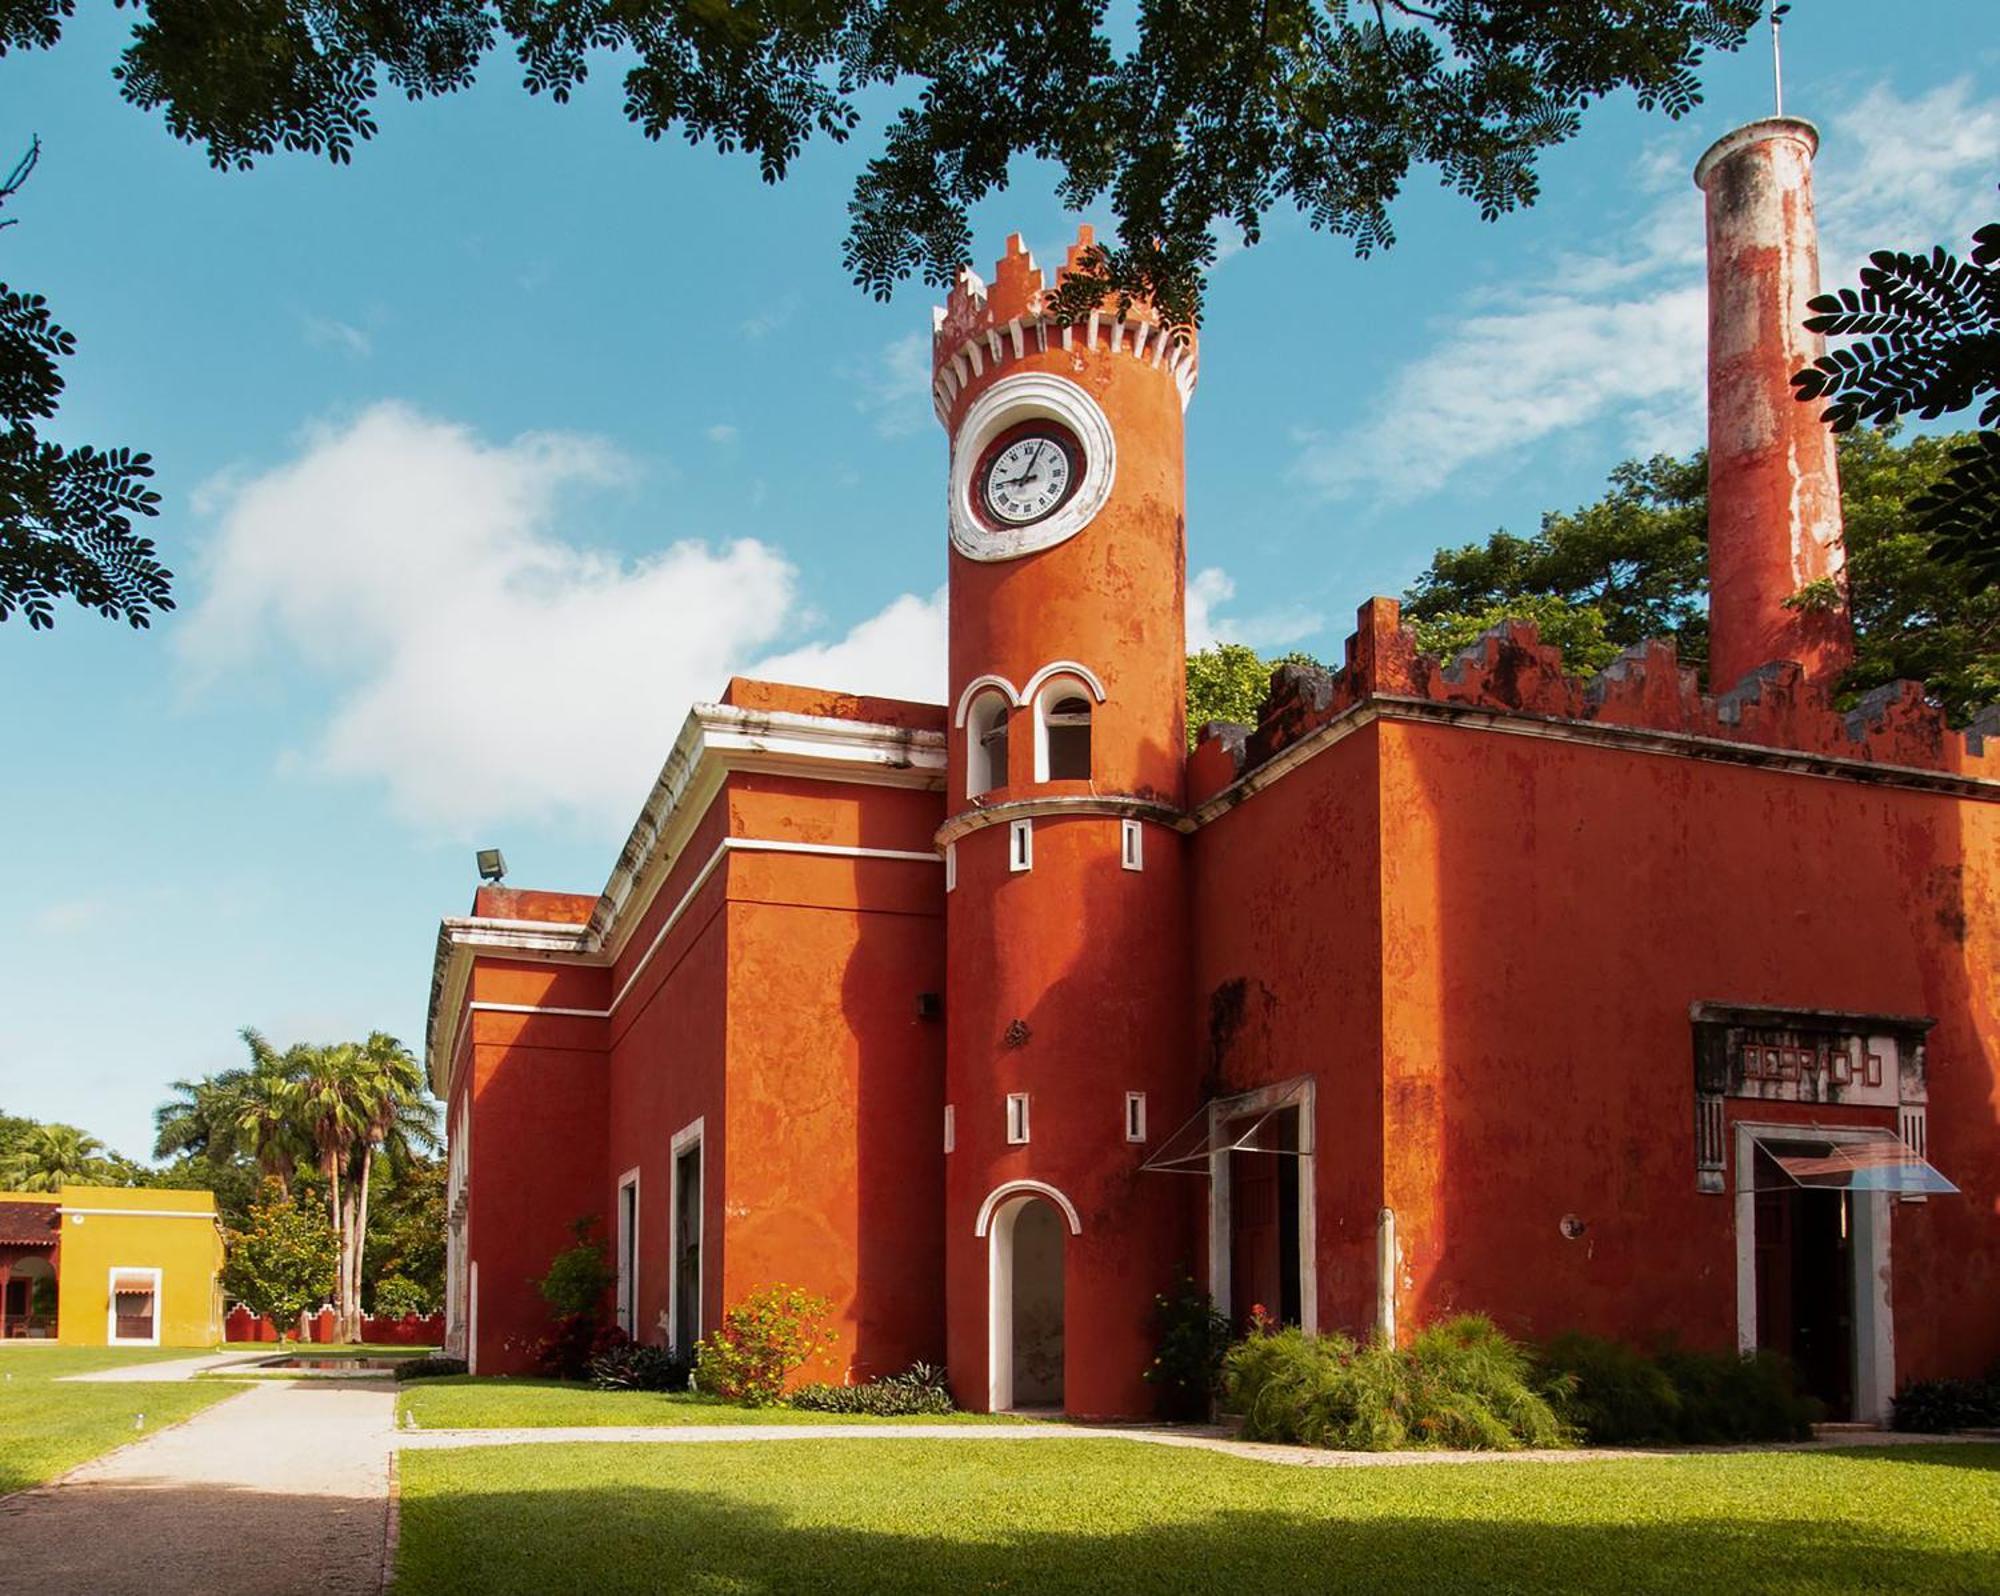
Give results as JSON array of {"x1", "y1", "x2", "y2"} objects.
[{"x1": 2, "y1": 4, "x2": 1996, "y2": 1160}]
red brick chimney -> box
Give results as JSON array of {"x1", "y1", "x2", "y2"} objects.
[{"x1": 1694, "y1": 117, "x2": 1853, "y2": 693}]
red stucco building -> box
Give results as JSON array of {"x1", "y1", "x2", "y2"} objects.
[{"x1": 426, "y1": 116, "x2": 1998, "y2": 1422}]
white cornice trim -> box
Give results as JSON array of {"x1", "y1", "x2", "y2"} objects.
[
  {"x1": 937, "y1": 794, "x2": 1185, "y2": 848},
  {"x1": 428, "y1": 833, "x2": 946, "y2": 1096}
]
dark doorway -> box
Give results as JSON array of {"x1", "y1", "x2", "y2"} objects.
[
  {"x1": 1754, "y1": 1144, "x2": 1854, "y2": 1420},
  {"x1": 1229, "y1": 1105, "x2": 1302, "y2": 1334},
  {"x1": 673, "y1": 1141, "x2": 702, "y2": 1363},
  {"x1": 1009, "y1": 1199, "x2": 1065, "y2": 1408}
]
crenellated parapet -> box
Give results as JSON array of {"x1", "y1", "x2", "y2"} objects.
[
  {"x1": 930, "y1": 227, "x2": 1199, "y2": 426},
  {"x1": 1188, "y1": 598, "x2": 2000, "y2": 811}
]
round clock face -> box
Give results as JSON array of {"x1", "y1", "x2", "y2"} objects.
[{"x1": 979, "y1": 427, "x2": 1079, "y2": 528}]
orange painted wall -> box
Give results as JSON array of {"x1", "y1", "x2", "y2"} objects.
[
  {"x1": 461, "y1": 956, "x2": 610, "y2": 1372},
  {"x1": 944, "y1": 813, "x2": 1198, "y2": 1415},
  {"x1": 1188, "y1": 726, "x2": 1386, "y2": 1332},
  {"x1": 1374, "y1": 716, "x2": 1996, "y2": 1374}
]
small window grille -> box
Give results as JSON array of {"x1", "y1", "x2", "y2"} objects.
[
  {"x1": 944, "y1": 841, "x2": 957, "y2": 893},
  {"x1": 944, "y1": 1104, "x2": 956, "y2": 1154},
  {"x1": 1121, "y1": 819, "x2": 1143, "y2": 871},
  {"x1": 1125, "y1": 1092, "x2": 1147, "y2": 1143},
  {"x1": 1006, "y1": 1093, "x2": 1030, "y2": 1145},
  {"x1": 1009, "y1": 818, "x2": 1033, "y2": 873}
]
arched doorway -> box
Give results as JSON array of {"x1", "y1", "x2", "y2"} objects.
[{"x1": 979, "y1": 1181, "x2": 1080, "y2": 1412}]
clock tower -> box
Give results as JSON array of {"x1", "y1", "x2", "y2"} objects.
[{"x1": 933, "y1": 230, "x2": 1200, "y2": 1416}]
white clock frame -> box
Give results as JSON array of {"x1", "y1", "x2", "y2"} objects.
[{"x1": 949, "y1": 374, "x2": 1116, "y2": 563}]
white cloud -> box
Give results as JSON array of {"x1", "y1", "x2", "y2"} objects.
[
  {"x1": 848, "y1": 331, "x2": 936, "y2": 439},
  {"x1": 33, "y1": 899, "x2": 105, "y2": 935},
  {"x1": 304, "y1": 315, "x2": 372, "y2": 358},
  {"x1": 755, "y1": 589, "x2": 947, "y2": 702},
  {"x1": 179, "y1": 403, "x2": 943, "y2": 834},
  {"x1": 742, "y1": 293, "x2": 800, "y2": 341},
  {"x1": 705, "y1": 423, "x2": 739, "y2": 445},
  {"x1": 1295, "y1": 79, "x2": 2000, "y2": 505},
  {"x1": 1186, "y1": 566, "x2": 1324, "y2": 652}
]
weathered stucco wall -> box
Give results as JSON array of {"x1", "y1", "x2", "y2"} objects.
[
  {"x1": 1189, "y1": 726, "x2": 1385, "y2": 1337},
  {"x1": 1375, "y1": 713, "x2": 1995, "y2": 1375}
]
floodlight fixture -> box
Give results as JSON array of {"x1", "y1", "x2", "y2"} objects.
[{"x1": 476, "y1": 848, "x2": 508, "y2": 884}]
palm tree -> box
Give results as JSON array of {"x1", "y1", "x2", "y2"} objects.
[
  {"x1": 153, "y1": 1028, "x2": 311, "y2": 1195},
  {"x1": 1, "y1": 1123, "x2": 111, "y2": 1191},
  {"x1": 342, "y1": 1033, "x2": 438, "y2": 1340}
]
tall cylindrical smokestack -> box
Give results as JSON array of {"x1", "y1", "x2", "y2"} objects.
[{"x1": 1694, "y1": 117, "x2": 1853, "y2": 693}]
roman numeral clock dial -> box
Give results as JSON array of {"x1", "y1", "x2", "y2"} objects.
[{"x1": 978, "y1": 427, "x2": 1080, "y2": 535}]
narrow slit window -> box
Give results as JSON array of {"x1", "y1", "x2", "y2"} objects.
[
  {"x1": 968, "y1": 693, "x2": 1010, "y2": 798},
  {"x1": 1006, "y1": 1093, "x2": 1030, "y2": 1145},
  {"x1": 944, "y1": 1104, "x2": 956, "y2": 1154},
  {"x1": 1009, "y1": 818, "x2": 1033, "y2": 873},
  {"x1": 1121, "y1": 818, "x2": 1143, "y2": 871},
  {"x1": 944, "y1": 841, "x2": 957, "y2": 893},
  {"x1": 1125, "y1": 1091, "x2": 1147, "y2": 1143}
]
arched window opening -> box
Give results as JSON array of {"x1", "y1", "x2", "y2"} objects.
[
  {"x1": 1036, "y1": 685, "x2": 1093, "y2": 782},
  {"x1": 968, "y1": 692, "x2": 1011, "y2": 797}
]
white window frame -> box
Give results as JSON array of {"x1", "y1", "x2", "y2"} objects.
[
  {"x1": 1121, "y1": 819, "x2": 1144, "y2": 872},
  {"x1": 1009, "y1": 818, "x2": 1033, "y2": 873},
  {"x1": 1006, "y1": 1093, "x2": 1031, "y2": 1145},
  {"x1": 968, "y1": 692, "x2": 1011, "y2": 798},
  {"x1": 614, "y1": 1167, "x2": 641, "y2": 1337},
  {"x1": 944, "y1": 1104, "x2": 956, "y2": 1154},
  {"x1": 106, "y1": 1265, "x2": 163, "y2": 1347},
  {"x1": 1125, "y1": 1092, "x2": 1147, "y2": 1143},
  {"x1": 1033, "y1": 678, "x2": 1095, "y2": 782},
  {"x1": 667, "y1": 1117, "x2": 705, "y2": 1355},
  {"x1": 944, "y1": 841, "x2": 958, "y2": 893}
]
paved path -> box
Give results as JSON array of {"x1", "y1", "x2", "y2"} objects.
[
  {"x1": 61, "y1": 1350, "x2": 277, "y2": 1382},
  {"x1": 395, "y1": 1419, "x2": 1985, "y2": 1469},
  {"x1": 0, "y1": 1379, "x2": 396, "y2": 1596}
]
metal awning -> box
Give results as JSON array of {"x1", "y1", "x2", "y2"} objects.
[
  {"x1": 1753, "y1": 1131, "x2": 1958, "y2": 1195},
  {"x1": 1142, "y1": 1076, "x2": 1314, "y2": 1174}
]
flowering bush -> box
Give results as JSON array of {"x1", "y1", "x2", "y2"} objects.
[
  {"x1": 1143, "y1": 1268, "x2": 1231, "y2": 1421},
  {"x1": 693, "y1": 1285, "x2": 839, "y2": 1406}
]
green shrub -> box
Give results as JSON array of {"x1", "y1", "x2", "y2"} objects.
[
  {"x1": 1651, "y1": 1342, "x2": 1821, "y2": 1443},
  {"x1": 1222, "y1": 1315, "x2": 1569, "y2": 1452},
  {"x1": 693, "y1": 1285, "x2": 839, "y2": 1407},
  {"x1": 1539, "y1": 1331, "x2": 1683, "y2": 1444},
  {"x1": 1891, "y1": 1376, "x2": 1999, "y2": 1433},
  {"x1": 537, "y1": 1217, "x2": 616, "y2": 1320},
  {"x1": 393, "y1": 1355, "x2": 469, "y2": 1382},
  {"x1": 589, "y1": 1342, "x2": 690, "y2": 1393},
  {"x1": 1144, "y1": 1269, "x2": 1232, "y2": 1421},
  {"x1": 372, "y1": 1274, "x2": 436, "y2": 1318},
  {"x1": 789, "y1": 1362, "x2": 955, "y2": 1416}
]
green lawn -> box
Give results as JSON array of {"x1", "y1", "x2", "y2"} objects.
[
  {"x1": 394, "y1": 1439, "x2": 2000, "y2": 1595},
  {"x1": 0, "y1": 1345, "x2": 243, "y2": 1495},
  {"x1": 398, "y1": 1376, "x2": 1032, "y2": 1430}
]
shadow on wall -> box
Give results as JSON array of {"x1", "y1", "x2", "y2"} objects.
[{"x1": 387, "y1": 1442, "x2": 2000, "y2": 1596}]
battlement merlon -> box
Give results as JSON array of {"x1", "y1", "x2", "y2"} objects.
[
  {"x1": 930, "y1": 228, "x2": 1200, "y2": 426},
  {"x1": 1188, "y1": 598, "x2": 2000, "y2": 811}
]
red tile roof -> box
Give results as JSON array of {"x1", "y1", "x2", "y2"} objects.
[{"x1": 0, "y1": 1201, "x2": 59, "y2": 1246}]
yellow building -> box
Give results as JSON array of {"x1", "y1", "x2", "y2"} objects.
[{"x1": 0, "y1": 1187, "x2": 224, "y2": 1348}]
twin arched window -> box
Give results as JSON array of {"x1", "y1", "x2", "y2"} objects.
[{"x1": 964, "y1": 675, "x2": 1098, "y2": 797}]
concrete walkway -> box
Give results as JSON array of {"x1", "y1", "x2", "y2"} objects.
[
  {"x1": 395, "y1": 1418, "x2": 1987, "y2": 1469},
  {"x1": 0, "y1": 1379, "x2": 396, "y2": 1596},
  {"x1": 61, "y1": 1350, "x2": 278, "y2": 1382}
]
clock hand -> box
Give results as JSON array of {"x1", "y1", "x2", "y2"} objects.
[{"x1": 1006, "y1": 444, "x2": 1049, "y2": 489}]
